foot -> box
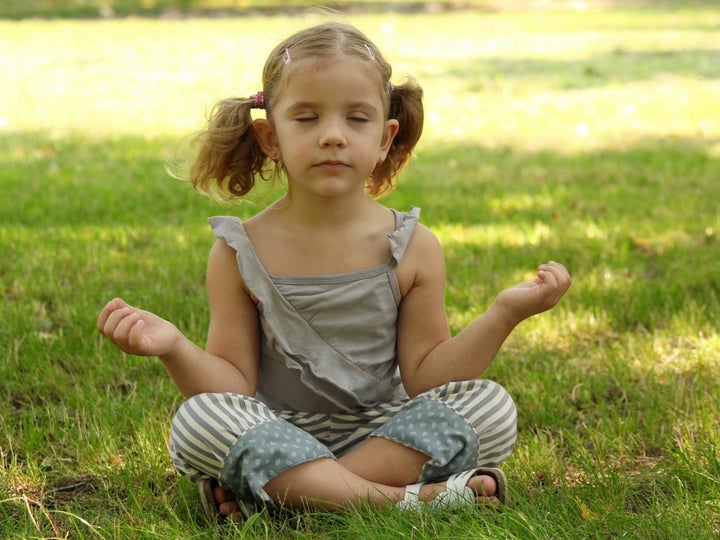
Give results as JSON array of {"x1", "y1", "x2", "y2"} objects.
[
  {"x1": 420, "y1": 473, "x2": 500, "y2": 506},
  {"x1": 213, "y1": 484, "x2": 244, "y2": 518},
  {"x1": 398, "y1": 468, "x2": 507, "y2": 510}
]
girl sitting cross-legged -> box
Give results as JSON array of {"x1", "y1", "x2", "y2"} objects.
[{"x1": 97, "y1": 21, "x2": 571, "y2": 521}]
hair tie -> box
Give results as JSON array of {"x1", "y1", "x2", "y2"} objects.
[
  {"x1": 283, "y1": 48, "x2": 291, "y2": 64},
  {"x1": 388, "y1": 82, "x2": 394, "y2": 93},
  {"x1": 250, "y1": 91, "x2": 265, "y2": 109}
]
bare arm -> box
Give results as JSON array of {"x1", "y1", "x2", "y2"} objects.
[
  {"x1": 97, "y1": 240, "x2": 259, "y2": 397},
  {"x1": 396, "y1": 227, "x2": 571, "y2": 397}
]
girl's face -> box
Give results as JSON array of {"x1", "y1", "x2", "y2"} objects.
[{"x1": 258, "y1": 55, "x2": 398, "y2": 200}]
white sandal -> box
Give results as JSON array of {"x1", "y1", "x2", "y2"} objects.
[{"x1": 397, "y1": 467, "x2": 507, "y2": 510}]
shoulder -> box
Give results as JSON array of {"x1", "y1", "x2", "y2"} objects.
[
  {"x1": 207, "y1": 238, "x2": 259, "y2": 306},
  {"x1": 207, "y1": 239, "x2": 242, "y2": 284},
  {"x1": 396, "y1": 222, "x2": 445, "y2": 297},
  {"x1": 405, "y1": 220, "x2": 443, "y2": 262},
  {"x1": 410, "y1": 221, "x2": 440, "y2": 245}
]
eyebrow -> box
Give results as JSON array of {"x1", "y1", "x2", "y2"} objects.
[{"x1": 285, "y1": 100, "x2": 379, "y2": 113}]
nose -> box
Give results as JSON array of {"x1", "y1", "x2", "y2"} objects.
[{"x1": 318, "y1": 118, "x2": 347, "y2": 148}]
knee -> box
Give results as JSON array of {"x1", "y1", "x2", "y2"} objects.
[
  {"x1": 171, "y1": 392, "x2": 275, "y2": 442},
  {"x1": 169, "y1": 393, "x2": 278, "y2": 480},
  {"x1": 429, "y1": 379, "x2": 517, "y2": 440},
  {"x1": 473, "y1": 380, "x2": 517, "y2": 432},
  {"x1": 467, "y1": 381, "x2": 517, "y2": 465}
]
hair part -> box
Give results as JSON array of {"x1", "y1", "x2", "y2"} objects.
[{"x1": 184, "y1": 21, "x2": 424, "y2": 201}]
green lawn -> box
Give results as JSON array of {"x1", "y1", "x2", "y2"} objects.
[{"x1": 1, "y1": 4, "x2": 719, "y2": 539}]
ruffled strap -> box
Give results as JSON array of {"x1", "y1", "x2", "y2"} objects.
[
  {"x1": 208, "y1": 215, "x2": 249, "y2": 256},
  {"x1": 388, "y1": 207, "x2": 421, "y2": 265}
]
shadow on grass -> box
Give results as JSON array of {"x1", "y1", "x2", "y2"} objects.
[
  {"x1": 388, "y1": 136, "x2": 719, "y2": 335},
  {"x1": 2, "y1": 129, "x2": 717, "y2": 225},
  {"x1": 0, "y1": 131, "x2": 229, "y2": 228},
  {"x1": 1, "y1": 128, "x2": 718, "y2": 539},
  {"x1": 425, "y1": 48, "x2": 720, "y2": 93},
  {"x1": 1, "y1": 128, "x2": 718, "y2": 332}
]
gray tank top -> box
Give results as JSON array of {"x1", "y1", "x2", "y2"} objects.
[{"x1": 209, "y1": 207, "x2": 420, "y2": 413}]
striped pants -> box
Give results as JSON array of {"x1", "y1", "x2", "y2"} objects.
[{"x1": 169, "y1": 379, "x2": 516, "y2": 504}]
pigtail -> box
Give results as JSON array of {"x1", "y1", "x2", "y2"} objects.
[
  {"x1": 367, "y1": 78, "x2": 424, "y2": 198},
  {"x1": 189, "y1": 97, "x2": 269, "y2": 200}
]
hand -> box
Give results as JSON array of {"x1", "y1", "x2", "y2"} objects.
[
  {"x1": 493, "y1": 261, "x2": 572, "y2": 325},
  {"x1": 97, "y1": 298, "x2": 182, "y2": 357}
]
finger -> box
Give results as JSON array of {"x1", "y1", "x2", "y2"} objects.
[
  {"x1": 111, "y1": 309, "x2": 142, "y2": 343},
  {"x1": 97, "y1": 299, "x2": 118, "y2": 332},
  {"x1": 546, "y1": 261, "x2": 571, "y2": 279},
  {"x1": 113, "y1": 297, "x2": 131, "y2": 309},
  {"x1": 550, "y1": 264, "x2": 572, "y2": 291},
  {"x1": 537, "y1": 267, "x2": 558, "y2": 289},
  {"x1": 540, "y1": 261, "x2": 572, "y2": 289},
  {"x1": 100, "y1": 307, "x2": 137, "y2": 343},
  {"x1": 97, "y1": 298, "x2": 131, "y2": 332},
  {"x1": 126, "y1": 318, "x2": 146, "y2": 350}
]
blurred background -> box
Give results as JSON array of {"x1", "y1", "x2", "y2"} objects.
[{"x1": 4, "y1": 0, "x2": 716, "y2": 19}]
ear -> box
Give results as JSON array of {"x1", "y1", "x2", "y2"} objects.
[
  {"x1": 379, "y1": 119, "x2": 400, "y2": 160},
  {"x1": 253, "y1": 119, "x2": 280, "y2": 159}
]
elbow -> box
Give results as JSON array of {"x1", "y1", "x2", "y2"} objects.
[{"x1": 400, "y1": 373, "x2": 433, "y2": 399}]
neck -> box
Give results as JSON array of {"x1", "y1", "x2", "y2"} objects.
[{"x1": 274, "y1": 189, "x2": 376, "y2": 229}]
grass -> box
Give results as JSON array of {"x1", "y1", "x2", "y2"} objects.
[{"x1": 1, "y1": 3, "x2": 719, "y2": 539}]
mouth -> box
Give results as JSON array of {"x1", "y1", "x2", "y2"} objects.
[
  {"x1": 318, "y1": 160, "x2": 347, "y2": 165},
  {"x1": 315, "y1": 160, "x2": 349, "y2": 172}
]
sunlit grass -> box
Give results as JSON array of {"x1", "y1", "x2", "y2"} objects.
[{"x1": 2, "y1": 9, "x2": 719, "y2": 147}]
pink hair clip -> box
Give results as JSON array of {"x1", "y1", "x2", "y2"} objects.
[
  {"x1": 364, "y1": 43, "x2": 375, "y2": 61},
  {"x1": 250, "y1": 91, "x2": 265, "y2": 109},
  {"x1": 283, "y1": 48, "x2": 291, "y2": 64}
]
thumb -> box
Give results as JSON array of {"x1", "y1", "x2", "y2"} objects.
[{"x1": 127, "y1": 318, "x2": 146, "y2": 350}]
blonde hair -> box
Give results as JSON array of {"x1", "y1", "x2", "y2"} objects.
[{"x1": 188, "y1": 22, "x2": 424, "y2": 200}]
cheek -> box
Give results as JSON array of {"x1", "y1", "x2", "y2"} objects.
[{"x1": 277, "y1": 127, "x2": 310, "y2": 151}]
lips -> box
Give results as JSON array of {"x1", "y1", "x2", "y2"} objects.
[
  {"x1": 315, "y1": 160, "x2": 350, "y2": 172},
  {"x1": 316, "y1": 160, "x2": 348, "y2": 167}
]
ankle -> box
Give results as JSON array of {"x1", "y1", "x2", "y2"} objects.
[{"x1": 418, "y1": 474, "x2": 496, "y2": 501}]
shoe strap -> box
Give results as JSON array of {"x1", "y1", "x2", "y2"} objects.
[
  {"x1": 445, "y1": 468, "x2": 478, "y2": 493},
  {"x1": 404, "y1": 482, "x2": 422, "y2": 501},
  {"x1": 397, "y1": 482, "x2": 423, "y2": 510}
]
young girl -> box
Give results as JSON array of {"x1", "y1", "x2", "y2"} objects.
[{"x1": 97, "y1": 22, "x2": 571, "y2": 520}]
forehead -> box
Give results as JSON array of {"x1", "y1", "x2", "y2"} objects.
[{"x1": 277, "y1": 56, "x2": 386, "y2": 107}]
